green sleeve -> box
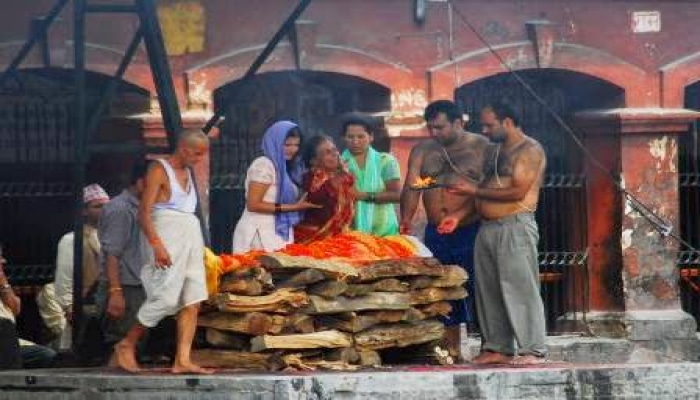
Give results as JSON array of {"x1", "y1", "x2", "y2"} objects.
[{"x1": 380, "y1": 153, "x2": 401, "y2": 182}]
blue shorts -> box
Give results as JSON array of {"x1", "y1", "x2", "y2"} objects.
[{"x1": 424, "y1": 222, "x2": 480, "y2": 326}]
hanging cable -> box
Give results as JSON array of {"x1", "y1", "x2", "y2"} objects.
[{"x1": 447, "y1": 1, "x2": 698, "y2": 253}]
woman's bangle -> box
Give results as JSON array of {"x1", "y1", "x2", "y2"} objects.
[
  {"x1": 275, "y1": 203, "x2": 282, "y2": 213},
  {"x1": 109, "y1": 287, "x2": 123, "y2": 294}
]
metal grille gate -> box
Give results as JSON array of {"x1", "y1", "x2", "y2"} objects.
[{"x1": 679, "y1": 82, "x2": 700, "y2": 328}]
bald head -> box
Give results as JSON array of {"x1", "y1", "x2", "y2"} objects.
[
  {"x1": 177, "y1": 128, "x2": 209, "y2": 148},
  {"x1": 174, "y1": 128, "x2": 209, "y2": 167}
]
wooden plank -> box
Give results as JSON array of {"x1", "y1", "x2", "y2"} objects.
[
  {"x1": 307, "y1": 280, "x2": 348, "y2": 298},
  {"x1": 324, "y1": 347, "x2": 360, "y2": 364},
  {"x1": 345, "y1": 279, "x2": 409, "y2": 297},
  {"x1": 190, "y1": 349, "x2": 272, "y2": 370},
  {"x1": 250, "y1": 330, "x2": 353, "y2": 352},
  {"x1": 409, "y1": 287, "x2": 468, "y2": 305},
  {"x1": 260, "y1": 254, "x2": 359, "y2": 277},
  {"x1": 353, "y1": 258, "x2": 452, "y2": 282},
  {"x1": 276, "y1": 269, "x2": 326, "y2": 289},
  {"x1": 407, "y1": 268, "x2": 467, "y2": 290},
  {"x1": 357, "y1": 349, "x2": 382, "y2": 366},
  {"x1": 219, "y1": 277, "x2": 264, "y2": 296},
  {"x1": 354, "y1": 320, "x2": 445, "y2": 350},
  {"x1": 304, "y1": 293, "x2": 411, "y2": 315},
  {"x1": 198, "y1": 312, "x2": 272, "y2": 335},
  {"x1": 316, "y1": 309, "x2": 425, "y2": 333},
  {"x1": 417, "y1": 302, "x2": 453, "y2": 318},
  {"x1": 205, "y1": 328, "x2": 250, "y2": 350},
  {"x1": 215, "y1": 289, "x2": 309, "y2": 314}
]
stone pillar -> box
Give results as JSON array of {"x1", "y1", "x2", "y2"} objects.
[{"x1": 576, "y1": 109, "x2": 699, "y2": 351}]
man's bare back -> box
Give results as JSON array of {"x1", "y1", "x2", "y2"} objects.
[
  {"x1": 477, "y1": 137, "x2": 546, "y2": 220},
  {"x1": 413, "y1": 133, "x2": 493, "y2": 225}
]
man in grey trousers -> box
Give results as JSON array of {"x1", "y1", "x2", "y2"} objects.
[{"x1": 447, "y1": 102, "x2": 547, "y2": 365}]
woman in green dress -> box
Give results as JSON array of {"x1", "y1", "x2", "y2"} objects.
[{"x1": 341, "y1": 115, "x2": 401, "y2": 236}]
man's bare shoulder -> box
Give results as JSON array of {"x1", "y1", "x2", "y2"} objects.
[
  {"x1": 463, "y1": 132, "x2": 492, "y2": 148},
  {"x1": 412, "y1": 139, "x2": 440, "y2": 152}
]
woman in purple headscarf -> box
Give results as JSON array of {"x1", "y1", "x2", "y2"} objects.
[{"x1": 232, "y1": 121, "x2": 321, "y2": 253}]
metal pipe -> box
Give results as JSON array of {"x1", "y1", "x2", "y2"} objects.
[
  {"x1": 0, "y1": 0, "x2": 68, "y2": 88},
  {"x1": 136, "y1": 0, "x2": 182, "y2": 150},
  {"x1": 86, "y1": 28, "x2": 144, "y2": 142},
  {"x1": 71, "y1": 0, "x2": 87, "y2": 354},
  {"x1": 202, "y1": 0, "x2": 314, "y2": 134}
]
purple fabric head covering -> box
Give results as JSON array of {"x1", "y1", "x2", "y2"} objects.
[{"x1": 261, "y1": 120, "x2": 304, "y2": 241}]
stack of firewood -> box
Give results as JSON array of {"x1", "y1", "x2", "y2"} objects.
[{"x1": 192, "y1": 254, "x2": 467, "y2": 371}]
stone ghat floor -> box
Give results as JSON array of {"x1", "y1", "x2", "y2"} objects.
[{"x1": 1, "y1": 361, "x2": 700, "y2": 399}]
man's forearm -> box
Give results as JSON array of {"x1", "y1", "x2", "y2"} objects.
[
  {"x1": 400, "y1": 189, "x2": 420, "y2": 223},
  {"x1": 105, "y1": 255, "x2": 122, "y2": 289}
]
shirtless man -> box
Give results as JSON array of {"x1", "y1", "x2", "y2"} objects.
[
  {"x1": 448, "y1": 102, "x2": 548, "y2": 365},
  {"x1": 114, "y1": 129, "x2": 213, "y2": 374},
  {"x1": 400, "y1": 100, "x2": 493, "y2": 361}
]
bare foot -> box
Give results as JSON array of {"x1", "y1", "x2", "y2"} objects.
[
  {"x1": 107, "y1": 352, "x2": 118, "y2": 368},
  {"x1": 509, "y1": 355, "x2": 547, "y2": 366},
  {"x1": 472, "y1": 351, "x2": 512, "y2": 364},
  {"x1": 114, "y1": 342, "x2": 142, "y2": 373},
  {"x1": 171, "y1": 363, "x2": 215, "y2": 374}
]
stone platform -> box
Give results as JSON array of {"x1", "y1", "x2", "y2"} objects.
[{"x1": 1, "y1": 362, "x2": 700, "y2": 399}]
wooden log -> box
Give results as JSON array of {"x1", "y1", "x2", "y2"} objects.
[
  {"x1": 316, "y1": 314, "x2": 380, "y2": 333},
  {"x1": 190, "y1": 349, "x2": 271, "y2": 370},
  {"x1": 304, "y1": 293, "x2": 411, "y2": 315},
  {"x1": 205, "y1": 328, "x2": 250, "y2": 350},
  {"x1": 281, "y1": 314, "x2": 316, "y2": 334},
  {"x1": 250, "y1": 330, "x2": 353, "y2": 352},
  {"x1": 220, "y1": 267, "x2": 274, "y2": 295},
  {"x1": 219, "y1": 277, "x2": 264, "y2": 296},
  {"x1": 215, "y1": 289, "x2": 309, "y2": 314},
  {"x1": 276, "y1": 269, "x2": 326, "y2": 289},
  {"x1": 417, "y1": 302, "x2": 453, "y2": 318},
  {"x1": 409, "y1": 287, "x2": 468, "y2": 305},
  {"x1": 357, "y1": 349, "x2": 382, "y2": 366},
  {"x1": 407, "y1": 269, "x2": 467, "y2": 290},
  {"x1": 198, "y1": 312, "x2": 272, "y2": 335},
  {"x1": 344, "y1": 279, "x2": 409, "y2": 297},
  {"x1": 307, "y1": 280, "x2": 349, "y2": 298},
  {"x1": 380, "y1": 340, "x2": 453, "y2": 365},
  {"x1": 354, "y1": 320, "x2": 445, "y2": 350},
  {"x1": 315, "y1": 309, "x2": 425, "y2": 333},
  {"x1": 324, "y1": 347, "x2": 360, "y2": 364},
  {"x1": 260, "y1": 254, "x2": 359, "y2": 277},
  {"x1": 353, "y1": 258, "x2": 452, "y2": 282}
]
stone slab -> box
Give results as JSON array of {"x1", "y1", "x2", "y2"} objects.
[{"x1": 1, "y1": 363, "x2": 700, "y2": 399}]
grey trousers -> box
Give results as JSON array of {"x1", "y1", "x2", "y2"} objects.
[{"x1": 474, "y1": 213, "x2": 547, "y2": 357}]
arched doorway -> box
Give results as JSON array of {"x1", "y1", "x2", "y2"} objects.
[
  {"x1": 455, "y1": 69, "x2": 625, "y2": 331},
  {"x1": 679, "y1": 82, "x2": 700, "y2": 327},
  {"x1": 0, "y1": 67, "x2": 150, "y2": 342},
  {"x1": 210, "y1": 71, "x2": 391, "y2": 252}
]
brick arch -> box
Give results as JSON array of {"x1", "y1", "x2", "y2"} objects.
[
  {"x1": 660, "y1": 51, "x2": 700, "y2": 108},
  {"x1": 184, "y1": 43, "x2": 416, "y2": 108},
  {"x1": 428, "y1": 41, "x2": 652, "y2": 107},
  {"x1": 0, "y1": 40, "x2": 153, "y2": 92}
]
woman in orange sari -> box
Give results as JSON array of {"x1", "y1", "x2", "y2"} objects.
[{"x1": 294, "y1": 135, "x2": 356, "y2": 244}]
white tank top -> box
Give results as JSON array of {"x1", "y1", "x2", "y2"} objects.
[{"x1": 153, "y1": 158, "x2": 197, "y2": 213}]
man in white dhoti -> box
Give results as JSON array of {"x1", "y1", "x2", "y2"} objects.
[{"x1": 114, "y1": 129, "x2": 212, "y2": 374}]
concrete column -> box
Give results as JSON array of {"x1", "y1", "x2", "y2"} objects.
[{"x1": 576, "y1": 109, "x2": 699, "y2": 348}]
